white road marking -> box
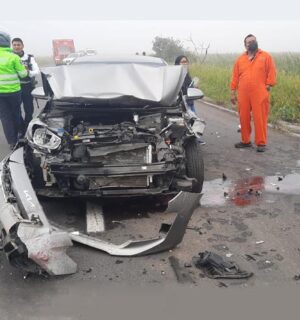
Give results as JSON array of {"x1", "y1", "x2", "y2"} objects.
[{"x1": 86, "y1": 201, "x2": 105, "y2": 233}]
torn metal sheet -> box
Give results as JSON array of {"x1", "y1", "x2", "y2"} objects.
[
  {"x1": 63, "y1": 191, "x2": 201, "y2": 256},
  {"x1": 0, "y1": 147, "x2": 201, "y2": 275}
]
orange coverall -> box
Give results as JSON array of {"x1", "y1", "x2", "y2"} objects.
[{"x1": 230, "y1": 49, "x2": 276, "y2": 146}]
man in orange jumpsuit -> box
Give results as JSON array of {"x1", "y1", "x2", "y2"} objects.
[{"x1": 230, "y1": 34, "x2": 276, "y2": 152}]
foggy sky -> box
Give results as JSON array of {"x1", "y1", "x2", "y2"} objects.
[
  {"x1": 1, "y1": 0, "x2": 299, "y2": 56},
  {"x1": 2, "y1": 0, "x2": 299, "y2": 20}
]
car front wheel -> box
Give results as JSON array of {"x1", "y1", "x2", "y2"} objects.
[{"x1": 185, "y1": 139, "x2": 204, "y2": 193}]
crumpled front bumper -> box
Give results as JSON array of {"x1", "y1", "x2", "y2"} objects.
[{"x1": 0, "y1": 147, "x2": 201, "y2": 276}]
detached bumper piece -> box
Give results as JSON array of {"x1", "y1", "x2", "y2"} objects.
[
  {"x1": 0, "y1": 148, "x2": 77, "y2": 275},
  {"x1": 65, "y1": 190, "x2": 201, "y2": 256},
  {"x1": 0, "y1": 147, "x2": 201, "y2": 275}
]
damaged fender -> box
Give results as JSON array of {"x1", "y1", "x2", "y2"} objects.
[
  {"x1": 0, "y1": 147, "x2": 201, "y2": 275},
  {"x1": 0, "y1": 148, "x2": 77, "y2": 275}
]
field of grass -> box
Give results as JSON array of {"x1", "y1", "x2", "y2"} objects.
[{"x1": 190, "y1": 53, "x2": 300, "y2": 123}]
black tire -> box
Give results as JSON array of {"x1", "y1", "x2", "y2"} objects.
[{"x1": 185, "y1": 139, "x2": 204, "y2": 193}]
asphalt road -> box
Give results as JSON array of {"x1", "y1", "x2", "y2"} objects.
[{"x1": 0, "y1": 100, "x2": 300, "y2": 318}]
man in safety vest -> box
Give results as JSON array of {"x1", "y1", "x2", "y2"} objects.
[
  {"x1": 0, "y1": 31, "x2": 28, "y2": 149},
  {"x1": 230, "y1": 34, "x2": 276, "y2": 153},
  {"x1": 12, "y1": 37, "x2": 40, "y2": 135}
]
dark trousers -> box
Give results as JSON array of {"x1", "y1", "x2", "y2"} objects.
[
  {"x1": 0, "y1": 92, "x2": 22, "y2": 145},
  {"x1": 21, "y1": 83, "x2": 34, "y2": 133}
]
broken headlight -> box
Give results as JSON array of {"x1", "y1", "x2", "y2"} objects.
[{"x1": 32, "y1": 127, "x2": 61, "y2": 150}]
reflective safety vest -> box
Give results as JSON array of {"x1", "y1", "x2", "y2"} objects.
[{"x1": 0, "y1": 47, "x2": 28, "y2": 94}]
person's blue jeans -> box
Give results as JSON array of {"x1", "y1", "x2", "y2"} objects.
[{"x1": 187, "y1": 101, "x2": 196, "y2": 113}]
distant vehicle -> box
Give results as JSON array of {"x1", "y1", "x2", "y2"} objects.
[
  {"x1": 62, "y1": 51, "x2": 86, "y2": 65},
  {"x1": 52, "y1": 39, "x2": 75, "y2": 65},
  {"x1": 85, "y1": 48, "x2": 97, "y2": 55}
]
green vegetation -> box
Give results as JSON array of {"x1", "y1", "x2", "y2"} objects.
[{"x1": 190, "y1": 53, "x2": 300, "y2": 123}]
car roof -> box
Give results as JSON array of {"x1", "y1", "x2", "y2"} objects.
[{"x1": 71, "y1": 55, "x2": 167, "y2": 66}]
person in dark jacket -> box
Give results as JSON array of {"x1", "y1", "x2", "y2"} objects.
[
  {"x1": 12, "y1": 37, "x2": 40, "y2": 135},
  {"x1": 0, "y1": 31, "x2": 28, "y2": 149},
  {"x1": 175, "y1": 55, "x2": 196, "y2": 113}
]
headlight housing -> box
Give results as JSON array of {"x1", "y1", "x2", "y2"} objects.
[
  {"x1": 32, "y1": 127, "x2": 61, "y2": 151},
  {"x1": 32, "y1": 127, "x2": 61, "y2": 152},
  {"x1": 26, "y1": 119, "x2": 62, "y2": 153}
]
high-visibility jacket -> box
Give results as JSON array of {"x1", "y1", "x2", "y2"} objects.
[{"x1": 0, "y1": 47, "x2": 28, "y2": 94}]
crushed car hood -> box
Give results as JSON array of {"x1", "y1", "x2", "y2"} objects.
[{"x1": 42, "y1": 64, "x2": 187, "y2": 106}]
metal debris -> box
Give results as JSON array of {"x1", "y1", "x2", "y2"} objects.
[
  {"x1": 193, "y1": 251, "x2": 253, "y2": 279},
  {"x1": 67, "y1": 192, "x2": 201, "y2": 257},
  {"x1": 245, "y1": 254, "x2": 256, "y2": 261}
]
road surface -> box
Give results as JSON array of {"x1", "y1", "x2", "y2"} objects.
[{"x1": 0, "y1": 100, "x2": 300, "y2": 318}]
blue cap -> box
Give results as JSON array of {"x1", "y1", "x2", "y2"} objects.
[{"x1": 0, "y1": 31, "x2": 11, "y2": 47}]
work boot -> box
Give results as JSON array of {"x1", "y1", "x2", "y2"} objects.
[
  {"x1": 234, "y1": 142, "x2": 252, "y2": 148},
  {"x1": 256, "y1": 145, "x2": 266, "y2": 152}
]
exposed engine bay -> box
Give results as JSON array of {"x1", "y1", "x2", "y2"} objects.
[{"x1": 25, "y1": 103, "x2": 204, "y2": 197}]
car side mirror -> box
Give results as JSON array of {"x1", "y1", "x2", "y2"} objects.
[{"x1": 186, "y1": 88, "x2": 204, "y2": 100}]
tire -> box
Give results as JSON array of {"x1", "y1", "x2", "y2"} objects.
[{"x1": 185, "y1": 139, "x2": 204, "y2": 193}]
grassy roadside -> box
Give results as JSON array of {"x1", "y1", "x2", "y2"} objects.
[{"x1": 190, "y1": 53, "x2": 300, "y2": 123}]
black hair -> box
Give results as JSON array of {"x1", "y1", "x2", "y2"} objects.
[
  {"x1": 174, "y1": 55, "x2": 189, "y2": 65},
  {"x1": 12, "y1": 37, "x2": 23, "y2": 44},
  {"x1": 244, "y1": 34, "x2": 256, "y2": 44},
  {"x1": 174, "y1": 55, "x2": 192, "y2": 95}
]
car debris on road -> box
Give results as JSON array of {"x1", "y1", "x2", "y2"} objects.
[
  {"x1": 0, "y1": 56, "x2": 206, "y2": 276},
  {"x1": 193, "y1": 251, "x2": 253, "y2": 279}
]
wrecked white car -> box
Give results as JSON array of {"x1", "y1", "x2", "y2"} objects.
[{"x1": 0, "y1": 56, "x2": 204, "y2": 275}]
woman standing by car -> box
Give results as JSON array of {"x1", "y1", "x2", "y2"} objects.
[{"x1": 175, "y1": 55, "x2": 196, "y2": 113}]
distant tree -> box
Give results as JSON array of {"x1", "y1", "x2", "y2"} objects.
[
  {"x1": 152, "y1": 35, "x2": 210, "y2": 64},
  {"x1": 184, "y1": 34, "x2": 210, "y2": 64},
  {"x1": 152, "y1": 36, "x2": 185, "y2": 63}
]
